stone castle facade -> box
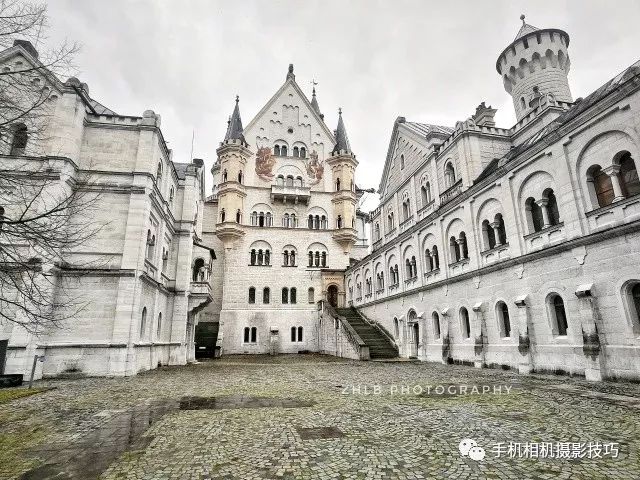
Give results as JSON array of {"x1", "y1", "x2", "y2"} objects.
[
  {"x1": 2, "y1": 16, "x2": 640, "y2": 381},
  {"x1": 345, "y1": 18, "x2": 640, "y2": 381}
]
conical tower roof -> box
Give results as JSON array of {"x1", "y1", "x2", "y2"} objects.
[
  {"x1": 224, "y1": 95, "x2": 245, "y2": 143},
  {"x1": 514, "y1": 14, "x2": 539, "y2": 40},
  {"x1": 332, "y1": 108, "x2": 352, "y2": 155}
]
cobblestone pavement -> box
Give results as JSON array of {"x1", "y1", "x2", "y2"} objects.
[{"x1": 2, "y1": 355, "x2": 640, "y2": 479}]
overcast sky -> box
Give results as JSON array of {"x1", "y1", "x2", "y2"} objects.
[{"x1": 44, "y1": 0, "x2": 640, "y2": 209}]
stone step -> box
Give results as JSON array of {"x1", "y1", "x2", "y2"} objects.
[{"x1": 338, "y1": 307, "x2": 398, "y2": 359}]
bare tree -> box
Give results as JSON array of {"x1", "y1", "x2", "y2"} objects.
[{"x1": 0, "y1": 1, "x2": 105, "y2": 333}]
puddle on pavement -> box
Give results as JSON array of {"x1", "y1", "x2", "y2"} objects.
[
  {"x1": 297, "y1": 426, "x2": 345, "y2": 440},
  {"x1": 179, "y1": 394, "x2": 316, "y2": 410},
  {"x1": 20, "y1": 395, "x2": 315, "y2": 479}
]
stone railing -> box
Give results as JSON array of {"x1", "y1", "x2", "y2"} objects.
[
  {"x1": 399, "y1": 215, "x2": 415, "y2": 232},
  {"x1": 523, "y1": 222, "x2": 564, "y2": 253},
  {"x1": 585, "y1": 194, "x2": 640, "y2": 233},
  {"x1": 317, "y1": 301, "x2": 369, "y2": 360},
  {"x1": 439, "y1": 179, "x2": 463, "y2": 205}
]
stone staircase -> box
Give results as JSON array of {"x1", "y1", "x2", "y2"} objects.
[{"x1": 335, "y1": 307, "x2": 398, "y2": 359}]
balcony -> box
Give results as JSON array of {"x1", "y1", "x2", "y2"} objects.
[
  {"x1": 399, "y1": 215, "x2": 415, "y2": 233},
  {"x1": 439, "y1": 179, "x2": 463, "y2": 205},
  {"x1": 480, "y1": 243, "x2": 510, "y2": 265},
  {"x1": 188, "y1": 281, "x2": 213, "y2": 313},
  {"x1": 448, "y1": 257, "x2": 470, "y2": 276},
  {"x1": 417, "y1": 200, "x2": 435, "y2": 220},
  {"x1": 423, "y1": 267, "x2": 441, "y2": 282},
  {"x1": 524, "y1": 222, "x2": 564, "y2": 253},
  {"x1": 271, "y1": 184, "x2": 311, "y2": 205},
  {"x1": 585, "y1": 195, "x2": 640, "y2": 232}
]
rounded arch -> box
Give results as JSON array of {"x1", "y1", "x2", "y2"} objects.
[
  {"x1": 307, "y1": 241, "x2": 328, "y2": 252},
  {"x1": 444, "y1": 217, "x2": 466, "y2": 241},
  {"x1": 249, "y1": 240, "x2": 273, "y2": 251},
  {"x1": 475, "y1": 197, "x2": 503, "y2": 226}
]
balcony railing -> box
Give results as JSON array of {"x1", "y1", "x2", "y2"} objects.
[
  {"x1": 399, "y1": 215, "x2": 415, "y2": 232},
  {"x1": 271, "y1": 185, "x2": 311, "y2": 204},
  {"x1": 439, "y1": 179, "x2": 463, "y2": 205}
]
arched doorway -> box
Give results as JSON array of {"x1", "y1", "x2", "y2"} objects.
[{"x1": 327, "y1": 285, "x2": 338, "y2": 308}]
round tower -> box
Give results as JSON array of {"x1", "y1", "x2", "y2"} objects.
[
  {"x1": 327, "y1": 109, "x2": 359, "y2": 254},
  {"x1": 496, "y1": 15, "x2": 572, "y2": 121},
  {"x1": 216, "y1": 96, "x2": 250, "y2": 247}
]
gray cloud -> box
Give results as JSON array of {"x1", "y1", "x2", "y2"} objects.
[{"x1": 45, "y1": 0, "x2": 640, "y2": 209}]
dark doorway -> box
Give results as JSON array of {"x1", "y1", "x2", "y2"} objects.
[
  {"x1": 327, "y1": 285, "x2": 339, "y2": 308},
  {"x1": 195, "y1": 322, "x2": 219, "y2": 359}
]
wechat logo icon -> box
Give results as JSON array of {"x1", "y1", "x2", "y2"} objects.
[{"x1": 459, "y1": 438, "x2": 486, "y2": 461}]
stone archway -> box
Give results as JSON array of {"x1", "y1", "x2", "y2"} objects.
[{"x1": 327, "y1": 285, "x2": 339, "y2": 308}]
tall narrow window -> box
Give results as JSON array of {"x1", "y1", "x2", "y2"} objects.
[
  {"x1": 244, "y1": 327, "x2": 250, "y2": 343},
  {"x1": 297, "y1": 326, "x2": 303, "y2": 342},
  {"x1": 250, "y1": 326, "x2": 257, "y2": 343},
  {"x1": 321, "y1": 252, "x2": 327, "y2": 267},
  {"x1": 496, "y1": 301, "x2": 511, "y2": 337},
  {"x1": 290, "y1": 287, "x2": 297, "y2": 304},
  {"x1": 619, "y1": 153, "x2": 640, "y2": 198},
  {"x1": 432, "y1": 312, "x2": 441, "y2": 339},
  {"x1": 282, "y1": 287, "x2": 289, "y2": 304},
  {"x1": 546, "y1": 191, "x2": 561, "y2": 226},
  {"x1": 274, "y1": 145, "x2": 281, "y2": 156},
  {"x1": 460, "y1": 307, "x2": 470, "y2": 339},
  {"x1": 631, "y1": 283, "x2": 640, "y2": 331},
  {"x1": 156, "y1": 313, "x2": 162, "y2": 338},
  {"x1": 263, "y1": 287, "x2": 270, "y2": 304},
  {"x1": 550, "y1": 294, "x2": 568, "y2": 336},
  {"x1": 249, "y1": 287, "x2": 256, "y2": 304},
  {"x1": 308, "y1": 287, "x2": 315, "y2": 304},
  {"x1": 525, "y1": 197, "x2": 543, "y2": 233},
  {"x1": 291, "y1": 326, "x2": 297, "y2": 342},
  {"x1": 140, "y1": 307, "x2": 147, "y2": 340},
  {"x1": 432, "y1": 246, "x2": 439, "y2": 269},
  {"x1": 10, "y1": 124, "x2": 28, "y2": 155}
]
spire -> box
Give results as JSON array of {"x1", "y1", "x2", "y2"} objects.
[
  {"x1": 332, "y1": 108, "x2": 352, "y2": 155},
  {"x1": 224, "y1": 95, "x2": 245, "y2": 143},
  {"x1": 310, "y1": 84, "x2": 324, "y2": 119},
  {"x1": 514, "y1": 14, "x2": 539, "y2": 41}
]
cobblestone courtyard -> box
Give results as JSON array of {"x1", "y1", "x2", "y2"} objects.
[{"x1": 1, "y1": 355, "x2": 639, "y2": 479}]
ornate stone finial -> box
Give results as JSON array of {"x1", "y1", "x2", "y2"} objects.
[
  {"x1": 520, "y1": 14, "x2": 526, "y2": 25},
  {"x1": 235, "y1": 95, "x2": 239, "y2": 104},
  {"x1": 338, "y1": 107, "x2": 342, "y2": 115},
  {"x1": 287, "y1": 64, "x2": 295, "y2": 80}
]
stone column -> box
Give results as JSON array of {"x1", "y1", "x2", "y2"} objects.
[
  {"x1": 440, "y1": 308, "x2": 451, "y2": 364},
  {"x1": 472, "y1": 302, "x2": 485, "y2": 369},
  {"x1": 603, "y1": 165, "x2": 626, "y2": 202},
  {"x1": 490, "y1": 221, "x2": 502, "y2": 247},
  {"x1": 536, "y1": 199, "x2": 551, "y2": 228},
  {"x1": 514, "y1": 295, "x2": 533, "y2": 375},
  {"x1": 575, "y1": 284, "x2": 607, "y2": 381}
]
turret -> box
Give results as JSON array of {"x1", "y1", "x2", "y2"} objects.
[
  {"x1": 215, "y1": 96, "x2": 251, "y2": 246},
  {"x1": 327, "y1": 109, "x2": 358, "y2": 253},
  {"x1": 497, "y1": 15, "x2": 572, "y2": 121}
]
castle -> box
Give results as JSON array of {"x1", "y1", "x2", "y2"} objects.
[{"x1": 1, "y1": 16, "x2": 639, "y2": 381}]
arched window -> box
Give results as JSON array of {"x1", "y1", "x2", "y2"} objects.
[
  {"x1": 421, "y1": 185, "x2": 428, "y2": 206},
  {"x1": 238, "y1": 171, "x2": 243, "y2": 183},
  {"x1": 274, "y1": 145, "x2": 281, "y2": 156},
  {"x1": 249, "y1": 287, "x2": 256, "y2": 304},
  {"x1": 321, "y1": 215, "x2": 327, "y2": 229},
  {"x1": 263, "y1": 287, "x2": 270, "y2": 304},
  {"x1": 405, "y1": 258, "x2": 412, "y2": 278},
  {"x1": 283, "y1": 250, "x2": 289, "y2": 266},
  {"x1": 432, "y1": 312, "x2": 441, "y2": 339},
  {"x1": 156, "y1": 313, "x2": 162, "y2": 338},
  {"x1": 296, "y1": 176, "x2": 303, "y2": 187},
  {"x1": 222, "y1": 169, "x2": 228, "y2": 182},
  {"x1": 220, "y1": 208, "x2": 226, "y2": 223},
  {"x1": 496, "y1": 301, "x2": 511, "y2": 337},
  {"x1": 169, "y1": 187, "x2": 174, "y2": 206},
  {"x1": 300, "y1": 147, "x2": 306, "y2": 158},
  {"x1": 321, "y1": 252, "x2": 327, "y2": 267},
  {"x1": 293, "y1": 146, "x2": 299, "y2": 157},
  {"x1": 236, "y1": 209, "x2": 241, "y2": 223},
  {"x1": 286, "y1": 175, "x2": 294, "y2": 187},
  {"x1": 548, "y1": 294, "x2": 568, "y2": 336},
  {"x1": 626, "y1": 283, "x2": 640, "y2": 333},
  {"x1": 314, "y1": 251, "x2": 320, "y2": 267},
  {"x1": 459, "y1": 232, "x2": 468, "y2": 259},
  {"x1": 432, "y1": 246, "x2": 439, "y2": 269},
  {"x1": 298, "y1": 326, "x2": 303, "y2": 342},
  {"x1": 424, "y1": 249, "x2": 433, "y2": 271},
  {"x1": 482, "y1": 220, "x2": 496, "y2": 250},
  {"x1": 400, "y1": 154, "x2": 405, "y2": 169},
  {"x1": 460, "y1": 307, "x2": 471, "y2": 339},
  {"x1": 251, "y1": 327, "x2": 257, "y2": 343},
  {"x1": 290, "y1": 287, "x2": 297, "y2": 304},
  {"x1": 520, "y1": 96, "x2": 526, "y2": 110},
  {"x1": 546, "y1": 190, "x2": 560, "y2": 226},
  {"x1": 619, "y1": 153, "x2": 640, "y2": 198},
  {"x1": 192, "y1": 258, "x2": 205, "y2": 281},
  {"x1": 282, "y1": 287, "x2": 289, "y2": 304},
  {"x1": 393, "y1": 317, "x2": 399, "y2": 338},
  {"x1": 525, "y1": 197, "x2": 544, "y2": 233},
  {"x1": 156, "y1": 162, "x2": 163, "y2": 183},
  {"x1": 336, "y1": 178, "x2": 341, "y2": 191},
  {"x1": 308, "y1": 287, "x2": 315, "y2": 304},
  {"x1": 291, "y1": 326, "x2": 297, "y2": 341},
  {"x1": 281, "y1": 145, "x2": 288, "y2": 156},
  {"x1": 374, "y1": 223, "x2": 380, "y2": 240},
  {"x1": 10, "y1": 124, "x2": 28, "y2": 155},
  {"x1": 244, "y1": 327, "x2": 250, "y2": 343},
  {"x1": 495, "y1": 214, "x2": 507, "y2": 245},
  {"x1": 308, "y1": 251, "x2": 313, "y2": 266},
  {"x1": 449, "y1": 236, "x2": 461, "y2": 263},
  {"x1": 411, "y1": 256, "x2": 417, "y2": 278},
  {"x1": 337, "y1": 215, "x2": 342, "y2": 229},
  {"x1": 444, "y1": 162, "x2": 456, "y2": 188},
  {"x1": 140, "y1": 307, "x2": 147, "y2": 340},
  {"x1": 277, "y1": 175, "x2": 284, "y2": 187}
]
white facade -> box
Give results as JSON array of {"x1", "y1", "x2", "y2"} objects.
[
  {"x1": 345, "y1": 20, "x2": 640, "y2": 381},
  {"x1": 0, "y1": 41, "x2": 214, "y2": 379}
]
